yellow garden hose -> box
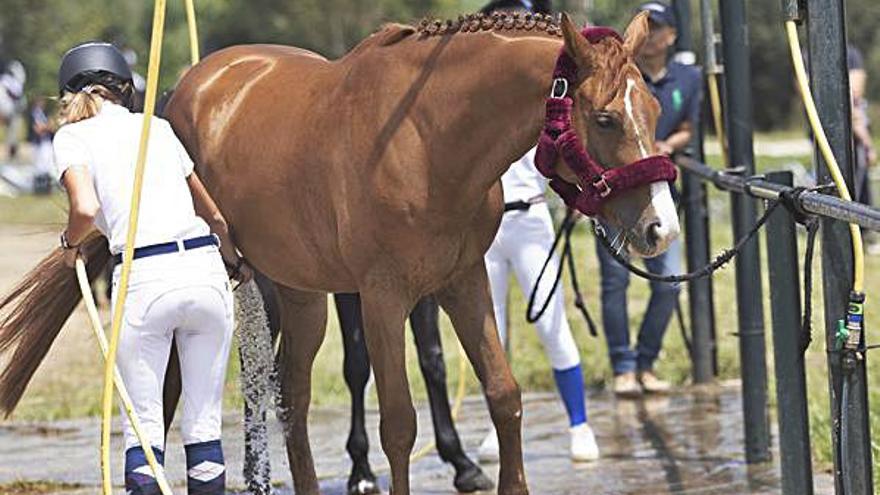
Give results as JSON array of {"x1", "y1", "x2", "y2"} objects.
[
  {"x1": 785, "y1": 21, "x2": 865, "y2": 293},
  {"x1": 707, "y1": 72, "x2": 728, "y2": 166},
  {"x1": 75, "y1": 258, "x2": 173, "y2": 494},
  {"x1": 101, "y1": 1, "x2": 167, "y2": 493},
  {"x1": 184, "y1": 0, "x2": 200, "y2": 65}
]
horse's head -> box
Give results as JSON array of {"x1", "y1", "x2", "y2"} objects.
[{"x1": 541, "y1": 12, "x2": 679, "y2": 258}]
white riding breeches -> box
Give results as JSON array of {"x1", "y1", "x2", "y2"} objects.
[
  {"x1": 485, "y1": 203, "x2": 581, "y2": 370},
  {"x1": 112, "y1": 246, "x2": 233, "y2": 451}
]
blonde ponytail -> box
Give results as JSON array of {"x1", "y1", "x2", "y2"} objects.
[{"x1": 57, "y1": 84, "x2": 127, "y2": 125}]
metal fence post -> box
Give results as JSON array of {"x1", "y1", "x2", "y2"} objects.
[
  {"x1": 673, "y1": 0, "x2": 717, "y2": 384},
  {"x1": 719, "y1": 0, "x2": 772, "y2": 464},
  {"x1": 804, "y1": 0, "x2": 874, "y2": 492},
  {"x1": 765, "y1": 171, "x2": 814, "y2": 495}
]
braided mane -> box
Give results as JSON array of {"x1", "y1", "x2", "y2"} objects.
[{"x1": 416, "y1": 12, "x2": 563, "y2": 38}]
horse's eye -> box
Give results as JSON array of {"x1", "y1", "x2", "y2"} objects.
[{"x1": 595, "y1": 113, "x2": 617, "y2": 129}]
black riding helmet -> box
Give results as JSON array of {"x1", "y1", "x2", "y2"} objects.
[
  {"x1": 480, "y1": 0, "x2": 552, "y2": 14},
  {"x1": 58, "y1": 42, "x2": 133, "y2": 98}
]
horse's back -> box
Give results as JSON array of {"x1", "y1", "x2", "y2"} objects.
[{"x1": 167, "y1": 44, "x2": 330, "y2": 157}]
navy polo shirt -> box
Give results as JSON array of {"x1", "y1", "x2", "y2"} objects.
[{"x1": 644, "y1": 61, "x2": 702, "y2": 140}]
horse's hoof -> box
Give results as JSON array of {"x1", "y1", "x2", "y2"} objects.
[
  {"x1": 347, "y1": 477, "x2": 381, "y2": 495},
  {"x1": 454, "y1": 465, "x2": 495, "y2": 493}
]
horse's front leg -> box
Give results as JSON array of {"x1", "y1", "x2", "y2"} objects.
[
  {"x1": 359, "y1": 286, "x2": 416, "y2": 495},
  {"x1": 437, "y1": 263, "x2": 529, "y2": 495}
]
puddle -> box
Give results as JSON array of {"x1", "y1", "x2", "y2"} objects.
[{"x1": 1, "y1": 384, "x2": 834, "y2": 494}]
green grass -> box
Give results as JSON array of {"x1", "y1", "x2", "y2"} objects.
[
  {"x1": 0, "y1": 194, "x2": 67, "y2": 226},
  {"x1": 4, "y1": 147, "x2": 880, "y2": 489}
]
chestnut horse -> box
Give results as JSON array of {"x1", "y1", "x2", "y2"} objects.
[{"x1": 0, "y1": 11, "x2": 677, "y2": 495}]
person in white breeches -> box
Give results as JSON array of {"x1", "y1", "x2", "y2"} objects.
[
  {"x1": 479, "y1": 148, "x2": 599, "y2": 463},
  {"x1": 53, "y1": 42, "x2": 252, "y2": 495}
]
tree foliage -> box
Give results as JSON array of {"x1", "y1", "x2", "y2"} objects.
[{"x1": 0, "y1": 0, "x2": 876, "y2": 131}]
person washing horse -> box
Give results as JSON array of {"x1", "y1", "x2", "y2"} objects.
[
  {"x1": 53, "y1": 42, "x2": 251, "y2": 494},
  {"x1": 475, "y1": 0, "x2": 599, "y2": 464},
  {"x1": 595, "y1": 1, "x2": 701, "y2": 398}
]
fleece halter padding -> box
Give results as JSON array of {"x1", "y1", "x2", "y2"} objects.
[{"x1": 534, "y1": 26, "x2": 678, "y2": 216}]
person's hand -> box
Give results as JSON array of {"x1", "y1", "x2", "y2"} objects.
[
  {"x1": 225, "y1": 257, "x2": 254, "y2": 284},
  {"x1": 655, "y1": 140, "x2": 674, "y2": 156},
  {"x1": 62, "y1": 246, "x2": 81, "y2": 268},
  {"x1": 236, "y1": 262, "x2": 255, "y2": 284},
  {"x1": 868, "y1": 144, "x2": 878, "y2": 166},
  {"x1": 60, "y1": 231, "x2": 82, "y2": 268}
]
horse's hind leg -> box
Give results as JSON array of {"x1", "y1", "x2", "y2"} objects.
[
  {"x1": 409, "y1": 296, "x2": 494, "y2": 493},
  {"x1": 437, "y1": 263, "x2": 528, "y2": 495},
  {"x1": 276, "y1": 285, "x2": 328, "y2": 495},
  {"x1": 334, "y1": 293, "x2": 381, "y2": 495},
  {"x1": 359, "y1": 288, "x2": 415, "y2": 495}
]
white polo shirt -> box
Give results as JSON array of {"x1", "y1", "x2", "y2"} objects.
[
  {"x1": 53, "y1": 102, "x2": 209, "y2": 255},
  {"x1": 501, "y1": 147, "x2": 546, "y2": 203}
]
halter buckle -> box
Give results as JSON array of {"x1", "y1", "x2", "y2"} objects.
[
  {"x1": 592, "y1": 175, "x2": 612, "y2": 198},
  {"x1": 550, "y1": 78, "x2": 569, "y2": 99}
]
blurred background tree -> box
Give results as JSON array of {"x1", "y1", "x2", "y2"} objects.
[{"x1": 0, "y1": 0, "x2": 876, "y2": 132}]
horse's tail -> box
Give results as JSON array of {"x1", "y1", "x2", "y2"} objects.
[{"x1": 0, "y1": 234, "x2": 110, "y2": 416}]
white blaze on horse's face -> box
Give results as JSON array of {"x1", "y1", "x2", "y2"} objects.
[
  {"x1": 623, "y1": 78, "x2": 680, "y2": 257},
  {"x1": 624, "y1": 78, "x2": 650, "y2": 158},
  {"x1": 646, "y1": 181, "x2": 680, "y2": 254}
]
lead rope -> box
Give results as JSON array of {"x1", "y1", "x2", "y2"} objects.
[
  {"x1": 526, "y1": 209, "x2": 598, "y2": 336},
  {"x1": 594, "y1": 187, "x2": 822, "y2": 354},
  {"x1": 593, "y1": 199, "x2": 781, "y2": 284}
]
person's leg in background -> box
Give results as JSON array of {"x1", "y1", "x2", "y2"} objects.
[
  {"x1": 510, "y1": 208, "x2": 598, "y2": 461},
  {"x1": 176, "y1": 284, "x2": 234, "y2": 494},
  {"x1": 635, "y1": 237, "x2": 682, "y2": 393},
  {"x1": 595, "y1": 232, "x2": 639, "y2": 397}
]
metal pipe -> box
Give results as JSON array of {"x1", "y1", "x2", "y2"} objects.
[
  {"x1": 719, "y1": 0, "x2": 772, "y2": 464},
  {"x1": 675, "y1": 0, "x2": 717, "y2": 384},
  {"x1": 700, "y1": 0, "x2": 721, "y2": 74},
  {"x1": 671, "y1": 0, "x2": 695, "y2": 65},
  {"x1": 765, "y1": 171, "x2": 814, "y2": 495},
  {"x1": 805, "y1": 0, "x2": 874, "y2": 492},
  {"x1": 782, "y1": 0, "x2": 803, "y2": 22},
  {"x1": 677, "y1": 157, "x2": 880, "y2": 230}
]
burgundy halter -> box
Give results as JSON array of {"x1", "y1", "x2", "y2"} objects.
[{"x1": 534, "y1": 26, "x2": 678, "y2": 216}]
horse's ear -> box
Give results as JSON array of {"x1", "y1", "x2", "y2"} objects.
[
  {"x1": 560, "y1": 13, "x2": 596, "y2": 80},
  {"x1": 376, "y1": 23, "x2": 416, "y2": 47},
  {"x1": 623, "y1": 11, "x2": 651, "y2": 55}
]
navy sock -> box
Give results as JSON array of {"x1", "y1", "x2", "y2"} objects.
[
  {"x1": 553, "y1": 364, "x2": 588, "y2": 427},
  {"x1": 185, "y1": 440, "x2": 226, "y2": 494},
  {"x1": 124, "y1": 445, "x2": 165, "y2": 495}
]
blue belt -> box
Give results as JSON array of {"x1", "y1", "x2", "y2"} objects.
[{"x1": 112, "y1": 234, "x2": 219, "y2": 267}]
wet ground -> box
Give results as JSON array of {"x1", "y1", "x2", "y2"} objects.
[{"x1": 0, "y1": 383, "x2": 833, "y2": 494}]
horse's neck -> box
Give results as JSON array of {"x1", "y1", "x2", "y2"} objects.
[{"x1": 406, "y1": 33, "x2": 562, "y2": 206}]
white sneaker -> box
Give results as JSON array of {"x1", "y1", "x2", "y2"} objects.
[
  {"x1": 570, "y1": 423, "x2": 600, "y2": 462},
  {"x1": 477, "y1": 430, "x2": 499, "y2": 463}
]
